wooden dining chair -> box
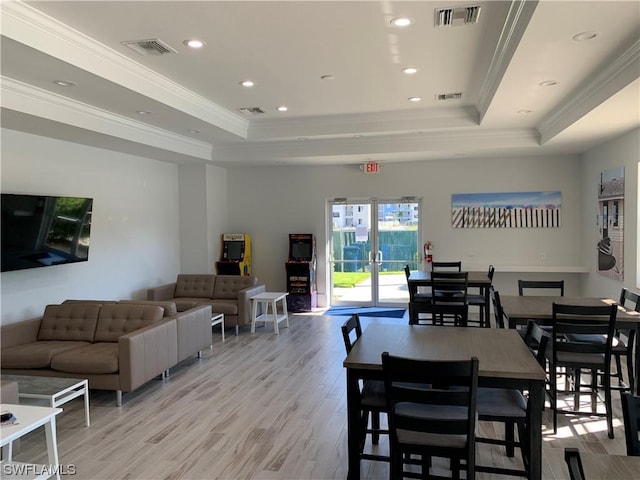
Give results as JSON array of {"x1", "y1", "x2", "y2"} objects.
[
  {"x1": 621, "y1": 393, "x2": 640, "y2": 456},
  {"x1": 475, "y1": 320, "x2": 549, "y2": 477},
  {"x1": 565, "y1": 288, "x2": 639, "y2": 394},
  {"x1": 550, "y1": 303, "x2": 617, "y2": 438},
  {"x1": 405, "y1": 265, "x2": 432, "y2": 324},
  {"x1": 467, "y1": 264, "x2": 494, "y2": 327},
  {"x1": 430, "y1": 271, "x2": 469, "y2": 326},
  {"x1": 382, "y1": 352, "x2": 478, "y2": 480},
  {"x1": 340, "y1": 314, "x2": 389, "y2": 463}
]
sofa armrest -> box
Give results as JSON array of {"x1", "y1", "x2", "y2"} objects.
[
  {"x1": 1, "y1": 317, "x2": 42, "y2": 349},
  {"x1": 175, "y1": 305, "x2": 212, "y2": 362},
  {"x1": 147, "y1": 283, "x2": 177, "y2": 301},
  {"x1": 237, "y1": 284, "x2": 267, "y2": 326},
  {"x1": 118, "y1": 318, "x2": 178, "y2": 392}
]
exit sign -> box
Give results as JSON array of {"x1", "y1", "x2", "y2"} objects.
[{"x1": 364, "y1": 161, "x2": 380, "y2": 174}]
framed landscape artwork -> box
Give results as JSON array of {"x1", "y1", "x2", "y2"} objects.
[
  {"x1": 597, "y1": 166, "x2": 624, "y2": 280},
  {"x1": 452, "y1": 191, "x2": 561, "y2": 229}
]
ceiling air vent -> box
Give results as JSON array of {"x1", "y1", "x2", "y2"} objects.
[
  {"x1": 436, "y1": 92, "x2": 463, "y2": 101},
  {"x1": 239, "y1": 107, "x2": 266, "y2": 115},
  {"x1": 121, "y1": 38, "x2": 177, "y2": 56},
  {"x1": 435, "y1": 5, "x2": 481, "y2": 26}
]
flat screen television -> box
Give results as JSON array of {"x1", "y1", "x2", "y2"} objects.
[{"x1": 1, "y1": 193, "x2": 93, "y2": 272}]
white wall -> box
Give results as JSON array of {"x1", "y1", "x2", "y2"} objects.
[
  {"x1": 226, "y1": 154, "x2": 585, "y2": 304},
  {"x1": 580, "y1": 127, "x2": 639, "y2": 299},
  {"x1": 0, "y1": 129, "x2": 182, "y2": 324}
]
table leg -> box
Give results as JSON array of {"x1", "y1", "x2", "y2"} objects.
[
  {"x1": 346, "y1": 369, "x2": 361, "y2": 480},
  {"x1": 83, "y1": 382, "x2": 91, "y2": 427},
  {"x1": 527, "y1": 379, "x2": 543, "y2": 480},
  {"x1": 44, "y1": 417, "x2": 60, "y2": 480},
  {"x1": 282, "y1": 296, "x2": 289, "y2": 329},
  {"x1": 272, "y1": 300, "x2": 279, "y2": 334},
  {"x1": 251, "y1": 299, "x2": 258, "y2": 334}
]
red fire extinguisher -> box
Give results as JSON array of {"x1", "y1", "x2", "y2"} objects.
[{"x1": 424, "y1": 242, "x2": 433, "y2": 264}]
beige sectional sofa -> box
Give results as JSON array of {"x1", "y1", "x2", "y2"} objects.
[
  {"x1": 1, "y1": 300, "x2": 211, "y2": 406},
  {"x1": 147, "y1": 274, "x2": 265, "y2": 335}
]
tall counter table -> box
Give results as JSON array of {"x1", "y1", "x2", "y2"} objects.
[
  {"x1": 343, "y1": 324, "x2": 546, "y2": 480},
  {"x1": 500, "y1": 295, "x2": 640, "y2": 395},
  {"x1": 1, "y1": 404, "x2": 63, "y2": 480}
]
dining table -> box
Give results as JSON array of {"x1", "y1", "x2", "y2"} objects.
[
  {"x1": 407, "y1": 270, "x2": 493, "y2": 326},
  {"x1": 500, "y1": 295, "x2": 640, "y2": 395},
  {"x1": 343, "y1": 323, "x2": 547, "y2": 480}
]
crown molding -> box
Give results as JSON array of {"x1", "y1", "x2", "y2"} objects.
[
  {"x1": 248, "y1": 106, "x2": 479, "y2": 140},
  {"x1": 1, "y1": 76, "x2": 213, "y2": 160},
  {"x1": 0, "y1": 0, "x2": 248, "y2": 139},
  {"x1": 538, "y1": 39, "x2": 640, "y2": 144},
  {"x1": 476, "y1": 0, "x2": 539, "y2": 123},
  {"x1": 212, "y1": 128, "x2": 539, "y2": 164}
]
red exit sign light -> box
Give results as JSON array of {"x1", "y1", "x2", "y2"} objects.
[{"x1": 364, "y1": 161, "x2": 380, "y2": 173}]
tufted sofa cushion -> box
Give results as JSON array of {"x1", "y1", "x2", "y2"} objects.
[
  {"x1": 37, "y1": 304, "x2": 101, "y2": 342},
  {"x1": 174, "y1": 274, "x2": 215, "y2": 298},
  {"x1": 94, "y1": 304, "x2": 163, "y2": 342},
  {"x1": 213, "y1": 275, "x2": 258, "y2": 300}
]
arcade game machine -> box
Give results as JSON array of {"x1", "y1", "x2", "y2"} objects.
[
  {"x1": 285, "y1": 233, "x2": 317, "y2": 312},
  {"x1": 216, "y1": 233, "x2": 252, "y2": 276}
]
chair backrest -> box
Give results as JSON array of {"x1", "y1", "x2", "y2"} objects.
[
  {"x1": 431, "y1": 261, "x2": 462, "y2": 272},
  {"x1": 490, "y1": 286, "x2": 506, "y2": 328},
  {"x1": 403, "y1": 264, "x2": 411, "y2": 280},
  {"x1": 619, "y1": 288, "x2": 640, "y2": 311},
  {"x1": 487, "y1": 264, "x2": 496, "y2": 281},
  {"x1": 564, "y1": 448, "x2": 586, "y2": 480},
  {"x1": 431, "y1": 271, "x2": 468, "y2": 301},
  {"x1": 518, "y1": 280, "x2": 564, "y2": 296},
  {"x1": 341, "y1": 314, "x2": 362, "y2": 354},
  {"x1": 621, "y1": 393, "x2": 640, "y2": 456},
  {"x1": 522, "y1": 320, "x2": 550, "y2": 367},
  {"x1": 381, "y1": 352, "x2": 478, "y2": 458},
  {"x1": 551, "y1": 303, "x2": 617, "y2": 365}
]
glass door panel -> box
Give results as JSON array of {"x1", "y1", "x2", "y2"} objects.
[{"x1": 329, "y1": 198, "x2": 422, "y2": 307}]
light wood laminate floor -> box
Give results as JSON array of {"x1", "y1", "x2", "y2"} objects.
[{"x1": 11, "y1": 314, "x2": 631, "y2": 479}]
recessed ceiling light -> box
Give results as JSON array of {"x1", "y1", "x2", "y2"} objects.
[
  {"x1": 240, "y1": 80, "x2": 255, "y2": 87},
  {"x1": 187, "y1": 129, "x2": 200, "y2": 134},
  {"x1": 320, "y1": 74, "x2": 335, "y2": 81},
  {"x1": 408, "y1": 96, "x2": 422, "y2": 102},
  {"x1": 573, "y1": 31, "x2": 600, "y2": 42},
  {"x1": 53, "y1": 80, "x2": 76, "y2": 87},
  {"x1": 136, "y1": 110, "x2": 151, "y2": 115},
  {"x1": 539, "y1": 80, "x2": 558, "y2": 87},
  {"x1": 391, "y1": 16, "x2": 413, "y2": 27},
  {"x1": 183, "y1": 39, "x2": 205, "y2": 48},
  {"x1": 517, "y1": 110, "x2": 532, "y2": 114},
  {"x1": 402, "y1": 67, "x2": 418, "y2": 75},
  {"x1": 277, "y1": 105, "x2": 288, "y2": 112},
  {"x1": 297, "y1": 137, "x2": 308, "y2": 141}
]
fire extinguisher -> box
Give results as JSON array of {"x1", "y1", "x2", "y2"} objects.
[{"x1": 424, "y1": 242, "x2": 433, "y2": 264}]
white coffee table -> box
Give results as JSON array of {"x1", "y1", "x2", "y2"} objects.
[
  {"x1": 0, "y1": 403, "x2": 63, "y2": 480},
  {"x1": 1, "y1": 375, "x2": 90, "y2": 427},
  {"x1": 250, "y1": 292, "x2": 289, "y2": 334},
  {"x1": 211, "y1": 313, "x2": 225, "y2": 342}
]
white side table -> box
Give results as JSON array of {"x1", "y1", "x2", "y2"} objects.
[
  {"x1": 250, "y1": 292, "x2": 289, "y2": 334},
  {"x1": 0, "y1": 403, "x2": 63, "y2": 480},
  {"x1": 211, "y1": 313, "x2": 225, "y2": 342}
]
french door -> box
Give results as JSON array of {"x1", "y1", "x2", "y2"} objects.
[{"x1": 328, "y1": 198, "x2": 421, "y2": 307}]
